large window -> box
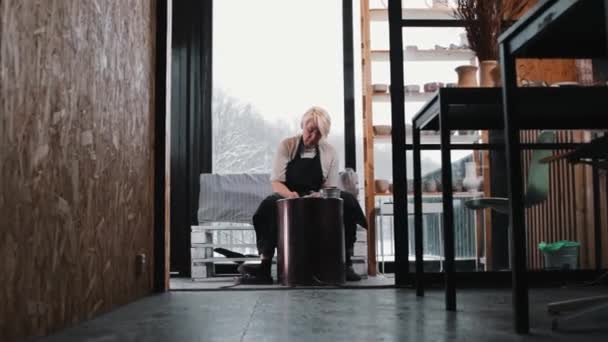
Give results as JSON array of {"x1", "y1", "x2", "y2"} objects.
[{"x1": 213, "y1": 1, "x2": 346, "y2": 174}]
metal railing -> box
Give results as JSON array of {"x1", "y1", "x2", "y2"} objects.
[{"x1": 376, "y1": 195, "x2": 480, "y2": 269}]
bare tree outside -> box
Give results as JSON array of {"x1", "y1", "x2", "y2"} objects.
[
  {"x1": 212, "y1": 89, "x2": 296, "y2": 174},
  {"x1": 213, "y1": 88, "x2": 443, "y2": 179}
]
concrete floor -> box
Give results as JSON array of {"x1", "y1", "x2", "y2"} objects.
[
  {"x1": 170, "y1": 274, "x2": 395, "y2": 290},
  {"x1": 33, "y1": 287, "x2": 608, "y2": 342}
]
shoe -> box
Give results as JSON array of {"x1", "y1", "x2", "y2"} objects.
[
  {"x1": 345, "y1": 265, "x2": 362, "y2": 281},
  {"x1": 237, "y1": 263, "x2": 261, "y2": 275},
  {"x1": 235, "y1": 273, "x2": 274, "y2": 285},
  {"x1": 236, "y1": 262, "x2": 274, "y2": 285}
]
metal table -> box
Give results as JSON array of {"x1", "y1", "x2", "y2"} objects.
[
  {"x1": 412, "y1": 86, "x2": 608, "y2": 317},
  {"x1": 498, "y1": 0, "x2": 608, "y2": 333}
]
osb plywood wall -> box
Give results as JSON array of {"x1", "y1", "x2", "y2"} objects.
[{"x1": 0, "y1": 1, "x2": 157, "y2": 340}]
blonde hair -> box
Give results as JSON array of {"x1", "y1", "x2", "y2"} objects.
[{"x1": 300, "y1": 106, "x2": 331, "y2": 138}]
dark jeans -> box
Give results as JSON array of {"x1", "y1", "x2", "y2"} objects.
[{"x1": 252, "y1": 191, "x2": 367, "y2": 262}]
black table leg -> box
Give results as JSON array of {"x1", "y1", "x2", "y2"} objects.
[
  {"x1": 593, "y1": 165, "x2": 602, "y2": 270},
  {"x1": 500, "y1": 43, "x2": 530, "y2": 334},
  {"x1": 439, "y1": 95, "x2": 456, "y2": 311},
  {"x1": 413, "y1": 126, "x2": 424, "y2": 296}
]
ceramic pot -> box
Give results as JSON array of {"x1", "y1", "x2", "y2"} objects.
[
  {"x1": 424, "y1": 179, "x2": 437, "y2": 193},
  {"x1": 490, "y1": 66, "x2": 501, "y2": 86},
  {"x1": 455, "y1": 65, "x2": 479, "y2": 87},
  {"x1": 404, "y1": 84, "x2": 421, "y2": 94},
  {"x1": 462, "y1": 162, "x2": 482, "y2": 192},
  {"x1": 479, "y1": 60, "x2": 498, "y2": 87},
  {"x1": 435, "y1": 178, "x2": 442, "y2": 193},
  {"x1": 453, "y1": 179, "x2": 464, "y2": 193},
  {"x1": 373, "y1": 125, "x2": 391, "y2": 136},
  {"x1": 372, "y1": 83, "x2": 388, "y2": 93},
  {"x1": 459, "y1": 32, "x2": 469, "y2": 48},
  {"x1": 375, "y1": 179, "x2": 390, "y2": 193},
  {"x1": 423, "y1": 82, "x2": 444, "y2": 93}
]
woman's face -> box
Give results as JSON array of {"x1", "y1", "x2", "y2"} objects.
[{"x1": 302, "y1": 120, "x2": 322, "y2": 147}]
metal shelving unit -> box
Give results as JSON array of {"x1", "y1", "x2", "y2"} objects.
[
  {"x1": 371, "y1": 48, "x2": 475, "y2": 62},
  {"x1": 361, "y1": 0, "x2": 474, "y2": 278}
]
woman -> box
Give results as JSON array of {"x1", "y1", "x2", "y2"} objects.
[{"x1": 238, "y1": 106, "x2": 367, "y2": 284}]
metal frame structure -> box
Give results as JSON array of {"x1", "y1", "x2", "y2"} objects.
[
  {"x1": 411, "y1": 87, "x2": 599, "y2": 313},
  {"x1": 360, "y1": 0, "x2": 473, "y2": 278},
  {"x1": 169, "y1": 0, "x2": 213, "y2": 277},
  {"x1": 387, "y1": 0, "x2": 408, "y2": 286},
  {"x1": 498, "y1": 0, "x2": 608, "y2": 333},
  {"x1": 343, "y1": 0, "x2": 357, "y2": 170},
  {"x1": 386, "y1": 0, "x2": 473, "y2": 287}
]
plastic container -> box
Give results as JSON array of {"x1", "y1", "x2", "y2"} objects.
[{"x1": 539, "y1": 241, "x2": 580, "y2": 270}]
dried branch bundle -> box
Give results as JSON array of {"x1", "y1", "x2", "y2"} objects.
[{"x1": 454, "y1": 0, "x2": 528, "y2": 61}]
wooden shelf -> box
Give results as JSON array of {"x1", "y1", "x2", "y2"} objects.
[
  {"x1": 413, "y1": 87, "x2": 608, "y2": 131},
  {"x1": 371, "y1": 48, "x2": 475, "y2": 62},
  {"x1": 375, "y1": 191, "x2": 483, "y2": 197},
  {"x1": 359, "y1": 0, "x2": 468, "y2": 276},
  {"x1": 372, "y1": 92, "x2": 434, "y2": 103},
  {"x1": 373, "y1": 132, "x2": 481, "y2": 145},
  {"x1": 369, "y1": 7, "x2": 457, "y2": 21}
]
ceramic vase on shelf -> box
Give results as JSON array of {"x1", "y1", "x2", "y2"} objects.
[
  {"x1": 490, "y1": 66, "x2": 501, "y2": 86},
  {"x1": 453, "y1": 179, "x2": 464, "y2": 193},
  {"x1": 462, "y1": 162, "x2": 482, "y2": 193},
  {"x1": 375, "y1": 179, "x2": 390, "y2": 194},
  {"x1": 479, "y1": 60, "x2": 498, "y2": 87},
  {"x1": 455, "y1": 65, "x2": 478, "y2": 87},
  {"x1": 424, "y1": 178, "x2": 438, "y2": 193}
]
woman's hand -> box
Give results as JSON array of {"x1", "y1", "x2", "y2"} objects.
[
  {"x1": 272, "y1": 181, "x2": 299, "y2": 199},
  {"x1": 286, "y1": 191, "x2": 300, "y2": 199}
]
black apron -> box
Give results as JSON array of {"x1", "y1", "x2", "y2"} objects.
[{"x1": 285, "y1": 138, "x2": 324, "y2": 196}]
